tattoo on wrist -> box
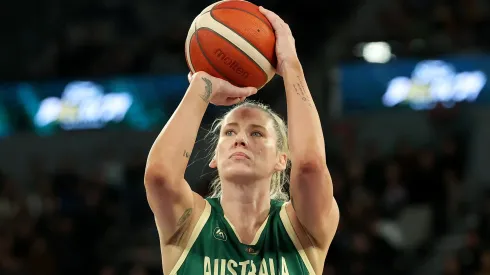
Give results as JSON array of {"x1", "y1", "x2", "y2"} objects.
[
  {"x1": 292, "y1": 76, "x2": 312, "y2": 107},
  {"x1": 200, "y1": 77, "x2": 212, "y2": 103},
  {"x1": 183, "y1": 150, "x2": 191, "y2": 158},
  {"x1": 177, "y1": 208, "x2": 192, "y2": 226}
]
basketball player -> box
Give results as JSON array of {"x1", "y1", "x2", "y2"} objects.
[{"x1": 144, "y1": 5, "x2": 339, "y2": 275}]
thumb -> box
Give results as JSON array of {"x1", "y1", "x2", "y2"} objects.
[
  {"x1": 222, "y1": 97, "x2": 243, "y2": 106},
  {"x1": 221, "y1": 80, "x2": 258, "y2": 97},
  {"x1": 235, "y1": 87, "x2": 258, "y2": 98},
  {"x1": 230, "y1": 97, "x2": 243, "y2": 105}
]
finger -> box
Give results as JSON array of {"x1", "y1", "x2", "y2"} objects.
[
  {"x1": 222, "y1": 81, "x2": 257, "y2": 97},
  {"x1": 187, "y1": 72, "x2": 193, "y2": 83},
  {"x1": 220, "y1": 97, "x2": 241, "y2": 106},
  {"x1": 260, "y1": 7, "x2": 291, "y2": 35},
  {"x1": 232, "y1": 87, "x2": 257, "y2": 98},
  {"x1": 229, "y1": 97, "x2": 243, "y2": 105},
  {"x1": 232, "y1": 97, "x2": 246, "y2": 104},
  {"x1": 259, "y1": 6, "x2": 285, "y2": 30}
]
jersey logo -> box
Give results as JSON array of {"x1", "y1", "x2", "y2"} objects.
[
  {"x1": 213, "y1": 227, "x2": 227, "y2": 241},
  {"x1": 246, "y1": 247, "x2": 259, "y2": 255}
]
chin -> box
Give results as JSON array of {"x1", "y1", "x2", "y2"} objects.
[{"x1": 220, "y1": 165, "x2": 257, "y2": 182}]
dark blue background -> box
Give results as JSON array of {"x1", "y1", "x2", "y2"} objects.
[
  {"x1": 340, "y1": 55, "x2": 490, "y2": 112},
  {"x1": 0, "y1": 75, "x2": 205, "y2": 136}
]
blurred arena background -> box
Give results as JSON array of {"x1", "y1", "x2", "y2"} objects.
[{"x1": 1, "y1": 0, "x2": 490, "y2": 274}]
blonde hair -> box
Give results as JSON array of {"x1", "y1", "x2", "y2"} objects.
[{"x1": 205, "y1": 100, "x2": 290, "y2": 201}]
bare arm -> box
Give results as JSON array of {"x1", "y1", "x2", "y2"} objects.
[
  {"x1": 144, "y1": 72, "x2": 256, "y2": 244},
  {"x1": 284, "y1": 62, "x2": 335, "y2": 248},
  {"x1": 258, "y1": 6, "x2": 336, "y2": 248},
  {"x1": 144, "y1": 74, "x2": 211, "y2": 243}
]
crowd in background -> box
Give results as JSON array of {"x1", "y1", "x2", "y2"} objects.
[
  {"x1": 2, "y1": 0, "x2": 358, "y2": 81},
  {"x1": 342, "y1": 0, "x2": 490, "y2": 60},
  {"x1": 326, "y1": 132, "x2": 467, "y2": 275},
  {"x1": 442, "y1": 194, "x2": 490, "y2": 275},
  {"x1": 1, "y1": 0, "x2": 490, "y2": 274},
  {"x1": 5, "y1": 0, "x2": 490, "y2": 80},
  {"x1": 0, "y1": 121, "x2": 474, "y2": 274}
]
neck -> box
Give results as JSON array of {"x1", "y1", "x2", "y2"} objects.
[{"x1": 219, "y1": 178, "x2": 271, "y2": 225}]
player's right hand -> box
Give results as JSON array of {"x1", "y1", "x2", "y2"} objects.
[{"x1": 188, "y1": 71, "x2": 257, "y2": 106}]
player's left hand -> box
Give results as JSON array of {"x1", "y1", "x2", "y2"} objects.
[{"x1": 259, "y1": 6, "x2": 300, "y2": 76}]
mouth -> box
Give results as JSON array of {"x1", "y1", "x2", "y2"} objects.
[{"x1": 230, "y1": 152, "x2": 250, "y2": 159}]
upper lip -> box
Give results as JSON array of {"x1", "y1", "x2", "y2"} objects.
[{"x1": 230, "y1": 152, "x2": 250, "y2": 159}]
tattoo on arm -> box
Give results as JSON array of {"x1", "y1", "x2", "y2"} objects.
[
  {"x1": 177, "y1": 208, "x2": 193, "y2": 227},
  {"x1": 292, "y1": 76, "x2": 312, "y2": 107},
  {"x1": 183, "y1": 150, "x2": 191, "y2": 158},
  {"x1": 200, "y1": 77, "x2": 213, "y2": 103}
]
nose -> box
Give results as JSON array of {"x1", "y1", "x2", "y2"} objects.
[{"x1": 234, "y1": 133, "x2": 248, "y2": 148}]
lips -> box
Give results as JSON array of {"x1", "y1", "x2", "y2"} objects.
[{"x1": 230, "y1": 152, "x2": 250, "y2": 159}]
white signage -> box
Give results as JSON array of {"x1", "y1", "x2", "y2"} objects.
[
  {"x1": 34, "y1": 81, "x2": 133, "y2": 130},
  {"x1": 382, "y1": 60, "x2": 487, "y2": 110}
]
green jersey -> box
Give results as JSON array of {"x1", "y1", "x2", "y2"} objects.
[{"x1": 169, "y1": 198, "x2": 315, "y2": 275}]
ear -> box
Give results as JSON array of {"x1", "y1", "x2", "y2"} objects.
[
  {"x1": 274, "y1": 153, "x2": 287, "y2": 171},
  {"x1": 209, "y1": 157, "x2": 217, "y2": 168}
]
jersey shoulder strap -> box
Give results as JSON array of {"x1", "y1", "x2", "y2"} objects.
[{"x1": 168, "y1": 199, "x2": 212, "y2": 275}]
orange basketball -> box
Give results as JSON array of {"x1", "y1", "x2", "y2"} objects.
[{"x1": 185, "y1": 0, "x2": 277, "y2": 89}]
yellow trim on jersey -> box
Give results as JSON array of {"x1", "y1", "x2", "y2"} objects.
[
  {"x1": 279, "y1": 202, "x2": 316, "y2": 274},
  {"x1": 224, "y1": 214, "x2": 269, "y2": 245},
  {"x1": 169, "y1": 200, "x2": 212, "y2": 275},
  {"x1": 251, "y1": 214, "x2": 269, "y2": 245}
]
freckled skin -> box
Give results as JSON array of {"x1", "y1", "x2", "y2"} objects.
[{"x1": 213, "y1": 107, "x2": 283, "y2": 185}]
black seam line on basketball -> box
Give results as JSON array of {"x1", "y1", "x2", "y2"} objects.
[
  {"x1": 211, "y1": 6, "x2": 274, "y2": 33},
  {"x1": 209, "y1": 8, "x2": 275, "y2": 67},
  {"x1": 194, "y1": 15, "x2": 231, "y2": 82},
  {"x1": 199, "y1": 26, "x2": 268, "y2": 86},
  {"x1": 195, "y1": 25, "x2": 233, "y2": 84},
  {"x1": 202, "y1": 11, "x2": 270, "y2": 79}
]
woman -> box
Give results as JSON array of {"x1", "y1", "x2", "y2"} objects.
[{"x1": 144, "y1": 5, "x2": 339, "y2": 275}]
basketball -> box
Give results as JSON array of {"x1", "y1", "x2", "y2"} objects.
[{"x1": 185, "y1": 0, "x2": 277, "y2": 89}]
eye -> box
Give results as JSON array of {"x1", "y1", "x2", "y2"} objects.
[
  {"x1": 224, "y1": 130, "x2": 235, "y2": 136},
  {"x1": 251, "y1": 131, "x2": 263, "y2": 137}
]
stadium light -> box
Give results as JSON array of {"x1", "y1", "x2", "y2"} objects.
[{"x1": 362, "y1": 42, "x2": 392, "y2": 63}]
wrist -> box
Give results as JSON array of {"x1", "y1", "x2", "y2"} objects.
[
  {"x1": 190, "y1": 71, "x2": 209, "y2": 85},
  {"x1": 281, "y1": 59, "x2": 303, "y2": 78},
  {"x1": 189, "y1": 72, "x2": 215, "y2": 104}
]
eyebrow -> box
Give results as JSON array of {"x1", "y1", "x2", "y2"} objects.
[{"x1": 224, "y1": 122, "x2": 267, "y2": 131}]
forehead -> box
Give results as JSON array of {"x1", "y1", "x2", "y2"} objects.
[{"x1": 223, "y1": 107, "x2": 273, "y2": 128}]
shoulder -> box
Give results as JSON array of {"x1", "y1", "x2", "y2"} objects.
[
  {"x1": 278, "y1": 200, "x2": 336, "y2": 274},
  {"x1": 159, "y1": 193, "x2": 210, "y2": 274},
  {"x1": 205, "y1": 197, "x2": 219, "y2": 208},
  {"x1": 271, "y1": 199, "x2": 287, "y2": 211},
  {"x1": 158, "y1": 194, "x2": 209, "y2": 246},
  {"x1": 286, "y1": 198, "x2": 339, "y2": 250},
  {"x1": 325, "y1": 199, "x2": 340, "y2": 243}
]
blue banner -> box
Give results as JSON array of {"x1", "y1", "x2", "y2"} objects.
[
  {"x1": 340, "y1": 55, "x2": 490, "y2": 112},
  {"x1": 0, "y1": 75, "x2": 197, "y2": 136}
]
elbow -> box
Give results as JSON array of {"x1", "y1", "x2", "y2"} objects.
[
  {"x1": 144, "y1": 162, "x2": 174, "y2": 188},
  {"x1": 293, "y1": 157, "x2": 333, "y2": 192},
  {"x1": 290, "y1": 139, "x2": 326, "y2": 171},
  {"x1": 295, "y1": 155, "x2": 328, "y2": 175}
]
